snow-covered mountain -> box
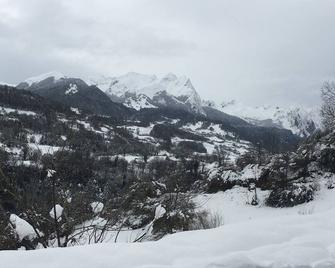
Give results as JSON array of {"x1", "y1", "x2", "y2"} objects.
[
  {"x1": 86, "y1": 72, "x2": 205, "y2": 114},
  {"x1": 17, "y1": 71, "x2": 67, "y2": 89},
  {"x1": 17, "y1": 70, "x2": 201, "y2": 114},
  {"x1": 203, "y1": 100, "x2": 321, "y2": 137},
  {"x1": 15, "y1": 71, "x2": 320, "y2": 137},
  {"x1": 0, "y1": 81, "x2": 15, "y2": 87},
  {"x1": 16, "y1": 71, "x2": 131, "y2": 117},
  {"x1": 2, "y1": 76, "x2": 335, "y2": 267}
]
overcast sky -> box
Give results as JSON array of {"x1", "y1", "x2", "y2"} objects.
[{"x1": 1, "y1": 0, "x2": 335, "y2": 107}]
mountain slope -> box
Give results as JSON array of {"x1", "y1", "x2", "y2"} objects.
[
  {"x1": 17, "y1": 73, "x2": 132, "y2": 117},
  {"x1": 1, "y1": 79, "x2": 334, "y2": 267},
  {"x1": 88, "y1": 72, "x2": 319, "y2": 138},
  {"x1": 14, "y1": 72, "x2": 301, "y2": 152},
  {"x1": 0, "y1": 84, "x2": 71, "y2": 115},
  {"x1": 203, "y1": 106, "x2": 300, "y2": 152},
  {"x1": 16, "y1": 72, "x2": 319, "y2": 139},
  {"x1": 17, "y1": 71, "x2": 66, "y2": 88},
  {"x1": 204, "y1": 100, "x2": 321, "y2": 137},
  {"x1": 87, "y1": 72, "x2": 205, "y2": 114}
]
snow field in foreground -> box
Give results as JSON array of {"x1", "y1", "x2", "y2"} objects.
[{"x1": 2, "y1": 185, "x2": 335, "y2": 268}]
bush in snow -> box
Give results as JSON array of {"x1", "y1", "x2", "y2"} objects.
[
  {"x1": 0, "y1": 211, "x2": 18, "y2": 250},
  {"x1": 236, "y1": 151, "x2": 259, "y2": 170},
  {"x1": 266, "y1": 183, "x2": 316, "y2": 208},
  {"x1": 174, "y1": 141, "x2": 207, "y2": 156},
  {"x1": 0, "y1": 147, "x2": 9, "y2": 165},
  {"x1": 206, "y1": 165, "x2": 265, "y2": 193},
  {"x1": 319, "y1": 148, "x2": 335, "y2": 173},
  {"x1": 152, "y1": 193, "x2": 197, "y2": 238},
  {"x1": 207, "y1": 177, "x2": 238, "y2": 193},
  {"x1": 321, "y1": 81, "x2": 335, "y2": 130},
  {"x1": 9, "y1": 214, "x2": 38, "y2": 250},
  {"x1": 191, "y1": 211, "x2": 224, "y2": 230},
  {"x1": 147, "y1": 158, "x2": 176, "y2": 179},
  {"x1": 326, "y1": 175, "x2": 335, "y2": 189}
]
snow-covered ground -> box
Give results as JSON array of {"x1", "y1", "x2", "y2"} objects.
[
  {"x1": 124, "y1": 94, "x2": 157, "y2": 110},
  {"x1": 0, "y1": 106, "x2": 37, "y2": 116},
  {"x1": 2, "y1": 183, "x2": 335, "y2": 267},
  {"x1": 28, "y1": 143, "x2": 62, "y2": 155}
]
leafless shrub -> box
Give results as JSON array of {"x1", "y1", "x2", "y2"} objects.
[
  {"x1": 191, "y1": 210, "x2": 224, "y2": 230},
  {"x1": 321, "y1": 81, "x2": 335, "y2": 130}
]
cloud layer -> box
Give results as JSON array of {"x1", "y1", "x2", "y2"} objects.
[{"x1": 1, "y1": 0, "x2": 335, "y2": 107}]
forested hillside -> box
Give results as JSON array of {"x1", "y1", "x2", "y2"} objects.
[{"x1": 0, "y1": 82, "x2": 333, "y2": 252}]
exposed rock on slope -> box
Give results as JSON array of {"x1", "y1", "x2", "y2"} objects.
[{"x1": 87, "y1": 72, "x2": 205, "y2": 115}]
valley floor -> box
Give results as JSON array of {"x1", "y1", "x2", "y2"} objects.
[{"x1": 1, "y1": 184, "x2": 335, "y2": 268}]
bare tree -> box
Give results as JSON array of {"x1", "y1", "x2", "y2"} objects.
[
  {"x1": 214, "y1": 145, "x2": 226, "y2": 166},
  {"x1": 321, "y1": 81, "x2": 335, "y2": 130}
]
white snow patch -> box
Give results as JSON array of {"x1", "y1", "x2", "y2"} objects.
[
  {"x1": 70, "y1": 107, "x2": 80, "y2": 114},
  {"x1": 90, "y1": 202, "x2": 104, "y2": 214},
  {"x1": 9, "y1": 214, "x2": 36, "y2": 242},
  {"x1": 240, "y1": 164, "x2": 264, "y2": 181},
  {"x1": 47, "y1": 169, "x2": 56, "y2": 178},
  {"x1": 49, "y1": 205, "x2": 64, "y2": 222},
  {"x1": 0, "y1": 106, "x2": 36, "y2": 116},
  {"x1": 65, "y1": 84, "x2": 78, "y2": 95},
  {"x1": 123, "y1": 94, "x2": 157, "y2": 110},
  {"x1": 27, "y1": 134, "x2": 42, "y2": 143},
  {"x1": 28, "y1": 144, "x2": 61, "y2": 155},
  {"x1": 126, "y1": 124, "x2": 154, "y2": 136},
  {"x1": 154, "y1": 204, "x2": 166, "y2": 220}
]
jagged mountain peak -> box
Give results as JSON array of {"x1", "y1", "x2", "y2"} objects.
[
  {"x1": 88, "y1": 72, "x2": 205, "y2": 115},
  {"x1": 159, "y1": 74, "x2": 196, "y2": 98},
  {"x1": 86, "y1": 72, "x2": 158, "y2": 98}
]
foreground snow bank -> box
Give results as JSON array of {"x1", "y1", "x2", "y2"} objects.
[{"x1": 2, "y1": 188, "x2": 335, "y2": 268}]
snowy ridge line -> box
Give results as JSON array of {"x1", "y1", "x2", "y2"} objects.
[
  {"x1": 15, "y1": 71, "x2": 320, "y2": 137},
  {"x1": 203, "y1": 100, "x2": 321, "y2": 137},
  {"x1": 86, "y1": 72, "x2": 205, "y2": 114},
  {"x1": 23, "y1": 71, "x2": 66, "y2": 87}
]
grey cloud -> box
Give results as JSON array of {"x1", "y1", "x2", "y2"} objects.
[{"x1": 0, "y1": 0, "x2": 334, "y2": 107}]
